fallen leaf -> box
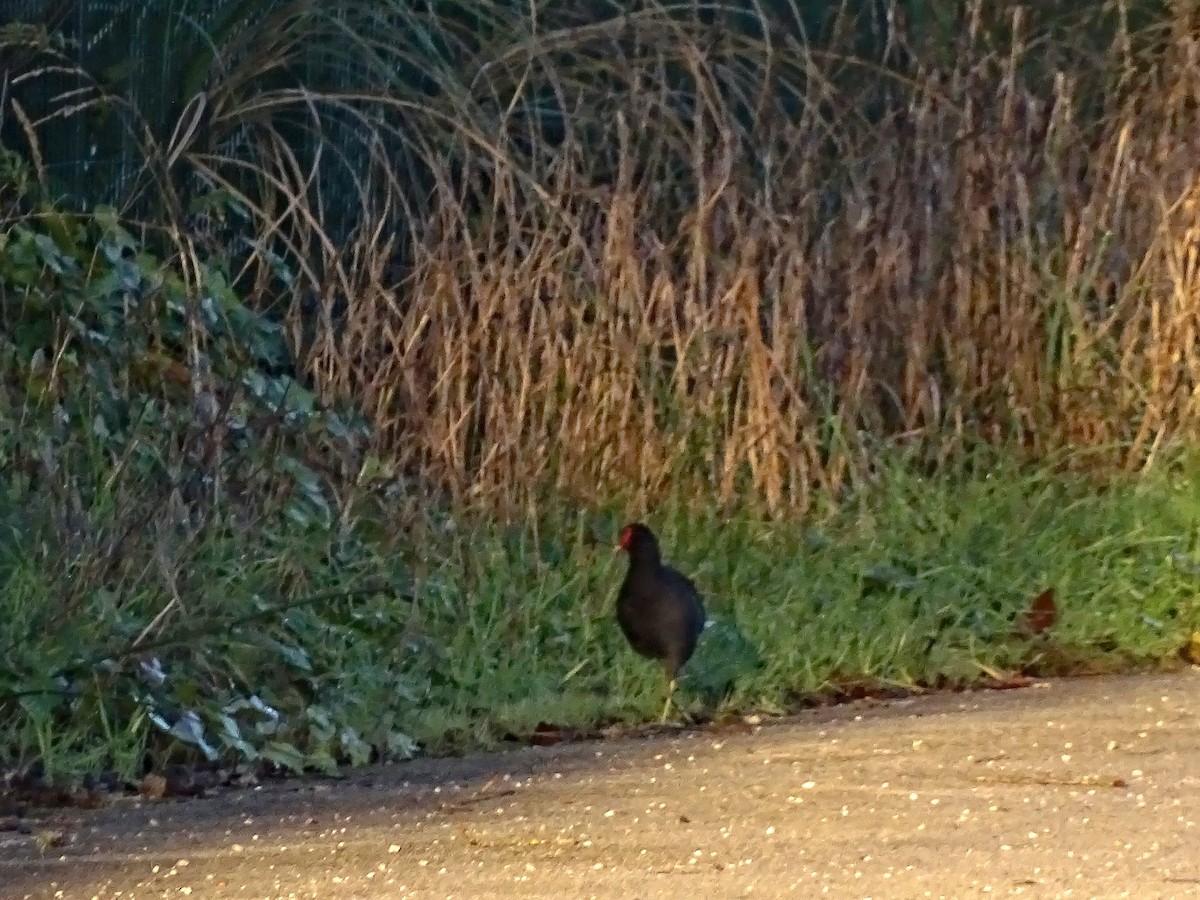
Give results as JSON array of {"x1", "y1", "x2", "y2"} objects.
[
  {"x1": 529, "y1": 722, "x2": 570, "y2": 747},
  {"x1": 1184, "y1": 632, "x2": 1200, "y2": 665},
  {"x1": 33, "y1": 829, "x2": 66, "y2": 852},
  {"x1": 139, "y1": 774, "x2": 167, "y2": 801},
  {"x1": 976, "y1": 662, "x2": 1036, "y2": 690},
  {"x1": 1017, "y1": 588, "x2": 1057, "y2": 636}
]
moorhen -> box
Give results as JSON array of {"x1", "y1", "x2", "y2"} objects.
[{"x1": 615, "y1": 523, "x2": 707, "y2": 722}]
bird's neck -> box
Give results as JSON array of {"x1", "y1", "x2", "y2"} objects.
[{"x1": 627, "y1": 550, "x2": 662, "y2": 570}]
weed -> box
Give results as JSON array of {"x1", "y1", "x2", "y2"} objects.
[{"x1": 3, "y1": 3, "x2": 1200, "y2": 783}]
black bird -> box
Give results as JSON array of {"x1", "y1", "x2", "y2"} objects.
[{"x1": 615, "y1": 523, "x2": 707, "y2": 722}]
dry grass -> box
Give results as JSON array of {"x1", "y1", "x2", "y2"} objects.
[
  {"x1": 283, "y1": 4, "x2": 1200, "y2": 516},
  {"x1": 12, "y1": 3, "x2": 1200, "y2": 772},
  {"x1": 9, "y1": 2, "x2": 1200, "y2": 517}
]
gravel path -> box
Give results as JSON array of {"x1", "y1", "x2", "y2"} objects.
[{"x1": 3, "y1": 671, "x2": 1199, "y2": 899}]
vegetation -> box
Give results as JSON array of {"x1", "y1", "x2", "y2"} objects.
[{"x1": 2, "y1": 0, "x2": 1200, "y2": 787}]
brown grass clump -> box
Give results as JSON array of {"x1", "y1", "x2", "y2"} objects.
[{"x1": 9, "y1": 2, "x2": 1200, "y2": 517}]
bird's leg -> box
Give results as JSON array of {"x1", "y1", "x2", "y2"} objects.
[{"x1": 659, "y1": 676, "x2": 677, "y2": 723}]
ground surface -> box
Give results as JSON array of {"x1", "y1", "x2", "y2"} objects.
[{"x1": 3, "y1": 671, "x2": 1200, "y2": 899}]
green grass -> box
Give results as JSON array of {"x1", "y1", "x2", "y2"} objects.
[
  {"x1": 6, "y1": 1, "x2": 1200, "y2": 802},
  {"x1": 3, "y1": 151, "x2": 1200, "y2": 788},
  {"x1": 394, "y1": 452, "x2": 1200, "y2": 750},
  {"x1": 5, "y1": 433, "x2": 1200, "y2": 782}
]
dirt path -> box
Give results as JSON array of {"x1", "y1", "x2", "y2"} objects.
[{"x1": 3, "y1": 671, "x2": 1199, "y2": 899}]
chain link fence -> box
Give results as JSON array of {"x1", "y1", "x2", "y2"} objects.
[{"x1": 2, "y1": 1, "x2": 252, "y2": 204}]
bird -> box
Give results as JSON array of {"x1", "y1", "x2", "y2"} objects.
[{"x1": 615, "y1": 522, "x2": 707, "y2": 723}]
